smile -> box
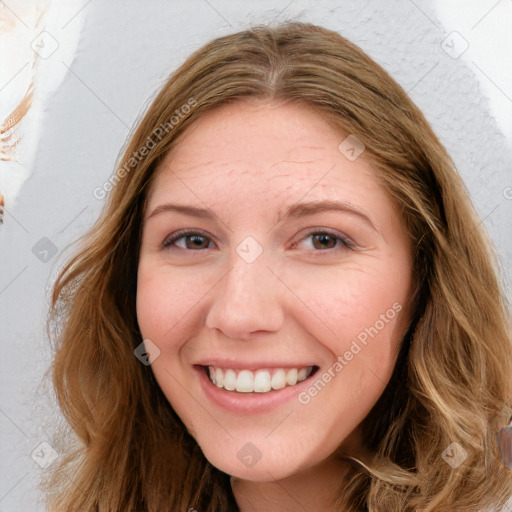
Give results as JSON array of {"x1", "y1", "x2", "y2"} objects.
[{"x1": 206, "y1": 366, "x2": 315, "y2": 393}]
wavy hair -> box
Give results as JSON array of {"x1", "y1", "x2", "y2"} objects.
[{"x1": 44, "y1": 22, "x2": 512, "y2": 511}]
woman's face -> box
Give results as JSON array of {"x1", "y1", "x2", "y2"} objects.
[{"x1": 136, "y1": 100, "x2": 413, "y2": 481}]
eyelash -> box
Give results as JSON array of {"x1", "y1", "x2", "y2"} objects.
[{"x1": 161, "y1": 228, "x2": 355, "y2": 253}]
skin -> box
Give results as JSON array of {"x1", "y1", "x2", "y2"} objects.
[{"x1": 136, "y1": 99, "x2": 413, "y2": 511}]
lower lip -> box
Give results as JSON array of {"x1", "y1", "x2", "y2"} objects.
[{"x1": 195, "y1": 366, "x2": 318, "y2": 414}]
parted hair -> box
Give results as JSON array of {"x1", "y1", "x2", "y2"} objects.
[{"x1": 44, "y1": 22, "x2": 512, "y2": 511}]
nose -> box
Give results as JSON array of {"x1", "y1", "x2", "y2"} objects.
[{"x1": 204, "y1": 248, "x2": 284, "y2": 340}]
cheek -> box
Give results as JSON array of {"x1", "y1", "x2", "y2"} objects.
[
  {"x1": 304, "y1": 265, "x2": 408, "y2": 327},
  {"x1": 292, "y1": 259, "x2": 410, "y2": 370},
  {"x1": 293, "y1": 269, "x2": 409, "y2": 433},
  {"x1": 136, "y1": 262, "x2": 222, "y2": 364},
  {"x1": 136, "y1": 263, "x2": 197, "y2": 341},
  {"x1": 136, "y1": 269, "x2": 169, "y2": 339}
]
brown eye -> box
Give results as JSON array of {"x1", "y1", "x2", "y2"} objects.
[
  {"x1": 311, "y1": 233, "x2": 338, "y2": 250},
  {"x1": 162, "y1": 230, "x2": 214, "y2": 250},
  {"x1": 296, "y1": 229, "x2": 354, "y2": 252},
  {"x1": 182, "y1": 235, "x2": 210, "y2": 249}
]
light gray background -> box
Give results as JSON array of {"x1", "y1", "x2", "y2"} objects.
[{"x1": 1, "y1": 1, "x2": 511, "y2": 510}]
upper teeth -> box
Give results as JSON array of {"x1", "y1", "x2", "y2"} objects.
[{"x1": 207, "y1": 366, "x2": 313, "y2": 393}]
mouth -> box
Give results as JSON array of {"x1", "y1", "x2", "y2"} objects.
[{"x1": 199, "y1": 365, "x2": 319, "y2": 394}]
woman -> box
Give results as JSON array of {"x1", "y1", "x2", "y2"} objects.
[{"x1": 45, "y1": 22, "x2": 512, "y2": 511}]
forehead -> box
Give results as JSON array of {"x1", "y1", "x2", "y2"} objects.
[{"x1": 147, "y1": 100, "x2": 389, "y2": 217}]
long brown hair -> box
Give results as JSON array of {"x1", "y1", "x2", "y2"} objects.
[{"x1": 44, "y1": 22, "x2": 512, "y2": 511}]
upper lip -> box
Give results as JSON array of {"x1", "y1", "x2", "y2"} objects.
[{"x1": 195, "y1": 360, "x2": 317, "y2": 371}]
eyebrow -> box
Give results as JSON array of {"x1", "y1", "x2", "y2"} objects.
[
  {"x1": 146, "y1": 199, "x2": 378, "y2": 232},
  {"x1": 278, "y1": 200, "x2": 377, "y2": 231}
]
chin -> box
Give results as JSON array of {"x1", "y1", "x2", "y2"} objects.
[{"x1": 198, "y1": 436, "x2": 317, "y2": 483}]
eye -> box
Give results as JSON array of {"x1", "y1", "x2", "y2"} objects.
[
  {"x1": 162, "y1": 230, "x2": 215, "y2": 251},
  {"x1": 161, "y1": 228, "x2": 355, "y2": 252},
  {"x1": 293, "y1": 229, "x2": 355, "y2": 251}
]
